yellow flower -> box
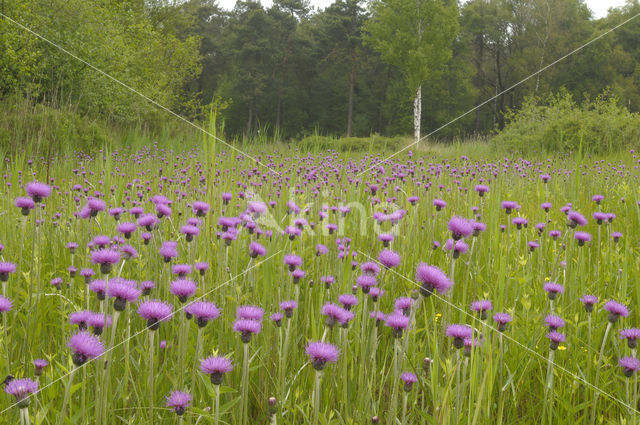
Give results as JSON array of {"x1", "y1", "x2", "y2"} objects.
[
  {"x1": 545, "y1": 276, "x2": 550, "y2": 281},
  {"x1": 558, "y1": 345, "x2": 567, "y2": 351}
]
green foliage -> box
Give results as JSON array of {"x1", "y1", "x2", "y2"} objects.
[
  {"x1": 363, "y1": 0, "x2": 459, "y2": 94},
  {"x1": 0, "y1": 0, "x2": 201, "y2": 125},
  {"x1": 492, "y1": 90, "x2": 640, "y2": 154},
  {"x1": 297, "y1": 134, "x2": 409, "y2": 152}
]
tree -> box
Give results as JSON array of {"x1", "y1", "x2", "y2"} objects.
[{"x1": 364, "y1": 0, "x2": 458, "y2": 143}]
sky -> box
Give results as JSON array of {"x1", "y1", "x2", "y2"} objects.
[{"x1": 216, "y1": 0, "x2": 629, "y2": 19}]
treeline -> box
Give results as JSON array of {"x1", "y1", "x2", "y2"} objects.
[{"x1": 1, "y1": 0, "x2": 640, "y2": 142}]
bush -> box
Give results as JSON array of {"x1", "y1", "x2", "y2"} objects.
[
  {"x1": 0, "y1": 97, "x2": 113, "y2": 153},
  {"x1": 491, "y1": 90, "x2": 640, "y2": 154},
  {"x1": 297, "y1": 134, "x2": 409, "y2": 152}
]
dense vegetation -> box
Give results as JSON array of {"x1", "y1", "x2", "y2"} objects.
[{"x1": 1, "y1": 0, "x2": 640, "y2": 147}]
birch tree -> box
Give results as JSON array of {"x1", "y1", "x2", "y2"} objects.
[{"x1": 363, "y1": 0, "x2": 458, "y2": 143}]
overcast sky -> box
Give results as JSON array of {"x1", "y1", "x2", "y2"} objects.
[{"x1": 216, "y1": 0, "x2": 629, "y2": 19}]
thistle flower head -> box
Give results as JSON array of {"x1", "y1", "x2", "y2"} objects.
[
  {"x1": 166, "y1": 390, "x2": 192, "y2": 415},
  {"x1": 416, "y1": 263, "x2": 452, "y2": 296},
  {"x1": 306, "y1": 341, "x2": 340, "y2": 371},
  {"x1": 68, "y1": 331, "x2": 105, "y2": 366}
]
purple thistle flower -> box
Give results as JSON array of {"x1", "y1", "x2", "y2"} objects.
[
  {"x1": 138, "y1": 214, "x2": 159, "y2": 231},
  {"x1": 612, "y1": 232, "x2": 623, "y2": 243},
  {"x1": 88, "y1": 313, "x2": 112, "y2": 335},
  {"x1": 185, "y1": 301, "x2": 220, "y2": 327},
  {"x1": 70, "y1": 310, "x2": 93, "y2": 330},
  {"x1": 379, "y1": 249, "x2": 401, "y2": 269},
  {"x1": 581, "y1": 295, "x2": 598, "y2": 313},
  {"x1": 604, "y1": 300, "x2": 629, "y2": 323},
  {"x1": 501, "y1": 201, "x2": 520, "y2": 214},
  {"x1": 567, "y1": 211, "x2": 588, "y2": 228},
  {"x1": 5, "y1": 378, "x2": 38, "y2": 407},
  {"x1": 34, "y1": 359, "x2": 48, "y2": 376},
  {"x1": 545, "y1": 315, "x2": 566, "y2": 331},
  {"x1": 549, "y1": 230, "x2": 561, "y2": 240},
  {"x1": 395, "y1": 297, "x2": 414, "y2": 316},
  {"x1": 292, "y1": 268, "x2": 306, "y2": 283},
  {"x1": 321, "y1": 302, "x2": 350, "y2": 328},
  {"x1": 433, "y1": 199, "x2": 446, "y2": 211},
  {"x1": 0, "y1": 262, "x2": 16, "y2": 281},
  {"x1": 306, "y1": 341, "x2": 340, "y2": 371},
  {"x1": 170, "y1": 279, "x2": 197, "y2": 303},
  {"x1": 574, "y1": 231, "x2": 591, "y2": 246},
  {"x1": 180, "y1": 225, "x2": 199, "y2": 241},
  {"x1": 200, "y1": 355, "x2": 233, "y2": 385},
  {"x1": 512, "y1": 217, "x2": 528, "y2": 229},
  {"x1": 543, "y1": 282, "x2": 564, "y2": 300},
  {"x1": 166, "y1": 390, "x2": 192, "y2": 415},
  {"x1": 619, "y1": 357, "x2": 640, "y2": 377},
  {"x1": 89, "y1": 279, "x2": 107, "y2": 300},
  {"x1": 194, "y1": 262, "x2": 209, "y2": 276},
  {"x1": 620, "y1": 328, "x2": 640, "y2": 349},
  {"x1": 541, "y1": 202, "x2": 552, "y2": 212},
  {"x1": 448, "y1": 216, "x2": 473, "y2": 239},
  {"x1": 91, "y1": 248, "x2": 121, "y2": 274},
  {"x1": 284, "y1": 254, "x2": 302, "y2": 271},
  {"x1": 416, "y1": 264, "x2": 452, "y2": 296},
  {"x1": 316, "y1": 244, "x2": 328, "y2": 256},
  {"x1": 172, "y1": 264, "x2": 192, "y2": 277},
  {"x1": 233, "y1": 319, "x2": 262, "y2": 343},
  {"x1": 15, "y1": 197, "x2": 35, "y2": 215},
  {"x1": 107, "y1": 281, "x2": 141, "y2": 311},
  {"x1": 400, "y1": 372, "x2": 418, "y2": 391},
  {"x1": 138, "y1": 300, "x2": 173, "y2": 330},
  {"x1": 471, "y1": 300, "x2": 492, "y2": 320},
  {"x1": 237, "y1": 305, "x2": 264, "y2": 321},
  {"x1": 360, "y1": 262, "x2": 380, "y2": 276},
  {"x1": 280, "y1": 300, "x2": 298, "y2": 317},
  {"x1": 68, "y1": 331, "x2": 105, "y2": 366},
  {"x1": 338, "y1": 294, "x2": 358, "y2": 311},
  {"x1": 546, "y1": 331, "x2": 565, "y2": 350},
  {"x1": 385, "y1": 312, "x2": 410, "y2": 338},
  {"x1": 475, "y1": 185, "x2": 489, "y2": 196},
  {"x1": 26, "y1": 181, "x2": 51, "y2": 202},
  {"x1": 192, "y1": 201, "x2": 210, "y2": 216},
  {"x1": 271, "y1": 312, "x2": 284, "y2": 326},
  {"x1": 249, "y1": 242, "x2": 266, "y2": 258},
  {"x1": 446, "y1": 324, "x2": 473, "y2": 349},
  {"x1": 356, "y1": 275, "x2": 377, "y2": 294},
  {"x1": 0, "y1": 296, "x2": 11, "y2": 312},
  {"x1": 592, "y1": 194, "x2": 604, "y2": 204},
  {"x1": 116, "y1": 222, "x2": 137, "y2": 238},
  {"x1": 493, "y1": 312, "x2": 512, "y2": 332}
]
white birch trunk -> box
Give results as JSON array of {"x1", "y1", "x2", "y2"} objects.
[{"x1": 413, "y1": 85, "x2": 422, "y2": 144}]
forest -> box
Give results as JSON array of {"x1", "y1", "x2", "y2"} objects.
[{"x1": 1, "y1": 0, "x2": 639, "y2": 142}]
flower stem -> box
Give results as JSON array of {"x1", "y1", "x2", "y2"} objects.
[
  {"x1": 58, "y1": 367, "x2": 77, "y2": 425},
  {"x1": 387, "y1": 340, "x2": 400, "y2": 425},
  {"x1": 312, "y1": 371, "x2": 322, "y2": 424},
  {"x1": 590, "y1": 321, "x2": 612, "y2": 425},
  {"x1": 214, "y1": 384, "x2": 220, "y2": 425},
  {"x1": 149, "y1": 331, "x2": 155, "y2": 425},
  {"x1": 241, "y1": 342, "x2": 250, "y2": 425}
]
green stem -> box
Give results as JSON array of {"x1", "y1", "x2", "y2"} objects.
[
  {"x1": 214, "y1": 384, "x2": 220, "y2": 425},
  {"x1": 149, "y1": 331, "x2": 155, "y2": 425},
  {"x1": 312, "y1": 371, "x2": 322, "y2": 424},
  {"x1": 591, "y1": 321, "x2": 612, "y2": 425},
  {"x1": 241, "y1": 342, "x2": 250, "y2": 425},
  {"x1": 58, "y1": 367, "x2": 77, "y2": 425},
  {"x1": 388, "y1": 339, "x2": 400, "y2": 425}
]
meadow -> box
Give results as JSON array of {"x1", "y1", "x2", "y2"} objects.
[{"x1": 1, "y1": 142, "x2": 639, "y2": 425}]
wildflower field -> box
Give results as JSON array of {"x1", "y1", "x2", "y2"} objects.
[{"x1": 1, "y1": 145, "x2": 640, "y2": 425}]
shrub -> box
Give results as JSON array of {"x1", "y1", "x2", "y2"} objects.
[
  {"x1": 297, "y1": 134, "x2": 409, "y2": 152},
  {"x1": 491, "y1": 90, "x2": 640, "y2": 154}
]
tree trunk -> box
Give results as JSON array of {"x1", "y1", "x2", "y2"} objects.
[
  {"x1": 413, "y1": 85, "x2": 421, "y2": 144},
  {"x1": 347, "y1": 55, "x2": 355, "y2": 137},
  {"x1": 245, "y1": 107, "x2": 253, "y2": 141}
]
